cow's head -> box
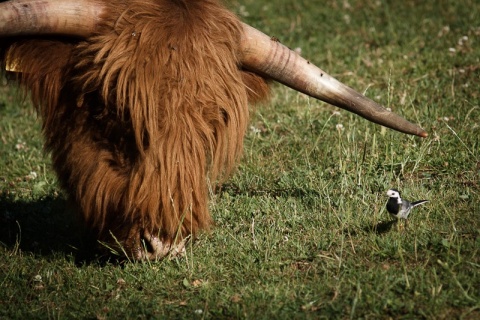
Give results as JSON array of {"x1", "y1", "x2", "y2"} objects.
[{"x1": 0, "y1": 0, "x2": 427, "y2": 137}]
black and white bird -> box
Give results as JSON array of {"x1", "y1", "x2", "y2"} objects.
[{"x1": 386, "y1": 189, "x2": 428, "y2": 222}]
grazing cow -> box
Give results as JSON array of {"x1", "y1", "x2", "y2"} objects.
[{"x1": 0, "y1": 0, "x2": 426, "y2": 260}]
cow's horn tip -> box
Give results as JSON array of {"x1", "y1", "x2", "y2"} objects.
[{"x1": 419, "y1": 131, "x2": 428, "y2": 138}]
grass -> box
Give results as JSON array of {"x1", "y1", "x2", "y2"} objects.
[{"x1": 1, "y1": 0, "x2": 479, "y2": 318}]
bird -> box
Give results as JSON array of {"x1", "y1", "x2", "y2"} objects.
[{"x1": 386, "y1": 189, "x2": 428, "y2": 226}]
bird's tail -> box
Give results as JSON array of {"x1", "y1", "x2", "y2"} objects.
[{"x1": 412, "y1": 200, "x2": 429, "y2": 207}]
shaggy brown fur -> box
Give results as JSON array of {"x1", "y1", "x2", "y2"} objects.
[{"x1": 1, "y1": 0, "x2": 269, "y2": 258}]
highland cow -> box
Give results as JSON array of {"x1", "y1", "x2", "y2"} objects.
[{"x1": 0, "y1": 0, "x2": 426, "y2": 260}]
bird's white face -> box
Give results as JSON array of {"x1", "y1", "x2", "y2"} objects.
[
  {"x1": 386, "y1": 189, "x2": 400, "y2": 198},
  {"x1": 387, "y1": 189, "x2": 403, "y2": 204}
]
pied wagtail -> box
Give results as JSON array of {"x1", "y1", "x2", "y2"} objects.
[{"x1": 386, "y1": 189, "x2": 428, "y2": 222}]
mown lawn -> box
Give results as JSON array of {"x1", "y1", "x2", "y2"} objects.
[{"x1": 1, "y1": 0, "x2": 479, "y2": 318}]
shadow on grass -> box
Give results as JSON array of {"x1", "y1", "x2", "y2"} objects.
[
  {"x1": 343, "y1": 220, "x2": 397, "y2": 238},
  {"x1": 0, "y1": 194, "x2": 97, "y2": 263},
  {"x1": 0, "y1": 195, "x2": 169, "y2": 265},
  {"x1": 364, "y1": 220, "x2": 397, "y2": 235}
]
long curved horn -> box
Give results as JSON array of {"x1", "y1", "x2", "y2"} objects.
[
  {"x1": 240, "y1": 24, "x2": 427, "y2": 137},
  {"x1": 0, "y1": 0, "x2": 105, "y2": 38},
  {"x1": 0, "y1": 0, "x2": 427, "y2": 137}
]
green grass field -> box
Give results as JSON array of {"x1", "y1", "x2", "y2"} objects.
[{"x1": 1, "y1": 0, "x2": 479, "y2": 318}]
